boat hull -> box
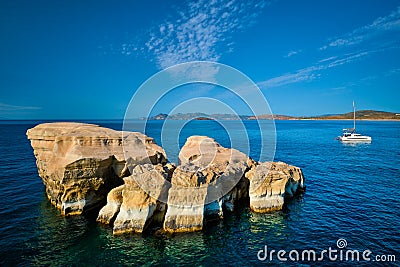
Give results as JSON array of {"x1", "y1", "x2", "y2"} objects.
[{"x1": 339, "y1": 136, "x2": 372, "y2": 142}]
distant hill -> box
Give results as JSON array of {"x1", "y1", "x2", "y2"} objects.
[
  {"x1": 248, "y1": 114, "x2": 297, "y2": 120},
  {"x1": 145, "y1": 110, "x2": 400, "y2": 121},
  {"x1": 151, "y1": 113, "x2": 168, "y2": 120},
  {"x1": 147, "y1": 113, "x2": 251, "y2": 120},
  {"x1": 301, "y1": 110, "x2": 400, "y2": 120}
]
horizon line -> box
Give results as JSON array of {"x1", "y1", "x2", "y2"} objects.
[{"x1": 1, "y1": 109, "x2": 399, "y2": 121}]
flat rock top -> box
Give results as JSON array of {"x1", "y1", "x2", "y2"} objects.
[
  {"x1": 27, "y1": 122, "x2": 166, "y2": 167},
  {"x1": 27, "y1": 122, "x2": 123, "y2": 139},
  {"x1": 178, "y1": 135, "x2": 249, "y2": 167},
  {"x1": 26, "y1": 122, "x2": 154, "y2": 141}
]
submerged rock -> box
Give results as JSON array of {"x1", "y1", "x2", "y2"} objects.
[{"x1": 27, "y1": 122, "x2": 167, "y2": 215}]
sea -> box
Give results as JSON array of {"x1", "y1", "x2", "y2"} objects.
[{"x1": 0, "y1": 120, "x2": 399, "y2": 266}]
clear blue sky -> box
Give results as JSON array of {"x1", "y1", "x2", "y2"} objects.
[{"x1": 1, "y1": 0, "x2": 399, "y2": 119}]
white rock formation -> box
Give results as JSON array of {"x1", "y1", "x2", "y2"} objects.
[
  {"x1": 27, "y1": 122, "x2": 167, "y2": 215},
  {"x1": 246, "y1": 161, "x2": 305, "y2": 212},
  {"x1": 28, "y1": 124, "x2": 306, "y2": 234}
]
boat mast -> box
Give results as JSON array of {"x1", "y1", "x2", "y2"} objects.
[{"x1": 353, "y1": 100, "x2": 356, "y2": 131}]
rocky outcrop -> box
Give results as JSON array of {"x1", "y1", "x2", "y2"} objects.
[
  {"x1": 27, "y1": 122, "x2": 167, "y2": 215},
  {"x1": 163, "y1": 136, "x2": 253, "y2": 233},
  {"x1": 96, "y1": 185, "x2": 124, "y2": 224},
  {"x1": 98, "y1": 164, "x2": 174, "y2": 235},
  {"x1": 246, "y1": 162, "x2": 305, "y2": 213},
  {"x1": 163, "y1": 136, "x2": 305, "y2": 232},
  {"x1": 28, "y1": 123, "x2": 305, "y2": 234}
]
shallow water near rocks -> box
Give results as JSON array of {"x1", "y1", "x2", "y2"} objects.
[{"x1": 0, "y1": 120, "x2": 399, "y2": 265}]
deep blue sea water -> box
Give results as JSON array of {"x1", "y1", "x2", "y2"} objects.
[{"x1": 0, "y1": 120, "x2": 399, "y2": 266}]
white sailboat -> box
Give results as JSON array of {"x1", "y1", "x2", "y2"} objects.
[{"x1": 338, "y1": 101, "x2": 372, "y2": 143}]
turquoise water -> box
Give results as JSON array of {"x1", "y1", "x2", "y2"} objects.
[{"x1": 0, "y1": 120, "x2": 399, "y2": 265}]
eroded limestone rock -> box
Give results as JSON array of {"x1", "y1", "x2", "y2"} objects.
[
  {"x1": 28, "y1": 123, "x2": 306, "y2": 234},
  {"x1": 112, "y1": 164, "x2": 172, "y2": 235},
  {"x1": 27, "y1": 122, "x2": 167, "y2": 215},
  {"x1": 97, "y1": 185, "x2": 124, "y2": 224},
  {"x1": 246, "y1": 161, "x2": 305, "y2": 212},
  {"x1": 98, "y1": 164, "x2": 174, "y2": 235},
  {"x1": 163, "y1": 136, "x2": 252, "y2": 233}
]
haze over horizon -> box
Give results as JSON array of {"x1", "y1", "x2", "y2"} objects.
[{"x1": 1, "y1": 0, "x2": 399, "y2": 120}]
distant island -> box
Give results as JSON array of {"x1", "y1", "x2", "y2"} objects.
[{"x1": 144, "y1": 110, "x2": 400, "y2": 121}]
